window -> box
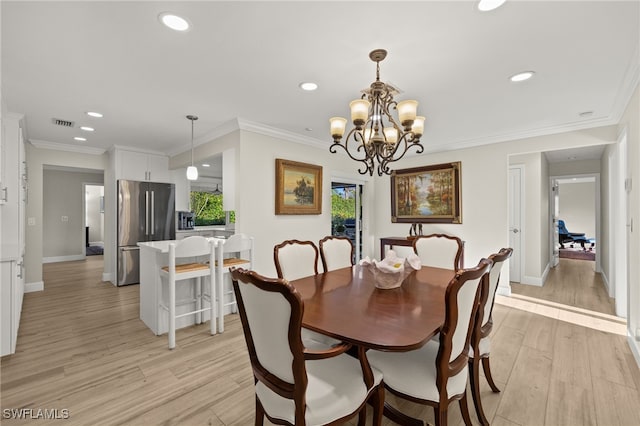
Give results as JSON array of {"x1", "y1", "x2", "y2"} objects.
[{"x1": 190, "y1": 190, "x2": 235, "y2": 226}]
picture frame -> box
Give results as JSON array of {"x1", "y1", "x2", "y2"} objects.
[
  {"x1": 275, "y1": 159, "x2": 323, "y2": 215},
  {"x1": 391, "y1": 161, "x2": 462, "y2": 224}
]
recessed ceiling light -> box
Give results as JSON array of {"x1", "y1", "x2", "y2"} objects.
[
  {"x1": 305, "y1": 127, "x2": 313, "y2": 132},
  {"x1": 579, "y1": 111, "x2": 594, "y2": 117},
  {"x1": 86, "y1": 111, "x2": 103, "y2": 118},
  {"x1": 80, "y1": 126, "x2": 95, "y2": 132},
  {"x1": 159, "y1": 12, "x2": 190, "y2": 32},
  {"x1": 478, "y1": 0, "x2": 507, "y2": 12},
  {"x1": 510, "y1": 71, "x2": 535, "y2": 82},
  {"x1": 299, "y1": 82, "x2": 318, "y2": 91},
  {"x1": 74, "y1": 137, "x2": 87, "y2": 142},
  {"x1": 202, "y1": 163, "x2": 210, "y2": 167}
]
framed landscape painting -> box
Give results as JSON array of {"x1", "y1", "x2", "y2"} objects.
[
  {"x1": 391, "y1": 162, "x2": 462, "y2": 224},
  {"x1": 275, "y1": 159, "x2": 322, "y2": 215}
]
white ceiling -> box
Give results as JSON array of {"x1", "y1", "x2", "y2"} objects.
[{"x1": 3, "y1": 1, "x2": 639, "y2": 173}]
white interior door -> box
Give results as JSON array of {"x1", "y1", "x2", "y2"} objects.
[
  {"x1": 551, "y1": 180, "x2": 560, "y2": 268},
  {"x1": 508, "y1": 166, "x2": 523, "y2": 283}
]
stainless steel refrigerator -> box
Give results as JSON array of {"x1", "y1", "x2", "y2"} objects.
[{"x1": 117, "y1": 180, "x2": 175, "y2": 286}]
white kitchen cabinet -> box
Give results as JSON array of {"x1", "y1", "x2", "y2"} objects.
[
  {"x1": 1, "y1": 113, "x2": 26, "y2": 357},
  {"x1": 1, "y1": 259, "x2": 24, "y2": 356},
  {"x1": 116, "y1": 149, "x2": 170, "y2": 182}
]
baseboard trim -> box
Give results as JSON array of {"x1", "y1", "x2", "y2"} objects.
[
  {"x1": 519, "y1": 263, "x2": 549, "y2": 287},
  {"x1": 521, "y1": 275, "x2": 544, "y2": 286},
  {"x1": 628, "y1": 332, "x2": 640, "y2": 369},
  {"x1": 25, "y1": 281, "x2": 44, "y2": 292},
  {"x1": 497, "y1": 285, "x2": 512, "y2": 296},
  {"x1": 102, "y1": 272, "x2": 114, "y2": 284},
  {"x1": 43, "y1": 255, "x2": 85, "y2": 264},
  {"x1": 601, "y1": 271, "x2": 613, "y2": 297}
]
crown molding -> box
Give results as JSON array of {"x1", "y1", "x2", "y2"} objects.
[
  {"x1": 236, "y1": 118, "x2": 327, "y2": 149},
  {"x1": 4, "y1": 112, "x2": 25, "y2": 120},
  {"x1": 425, "y1": 114, "x2": 620, "y2": 156},
  {"x1": 110, "y1": 144, "x2": 168, "y2": 156},
  {"x1": 167, "y1": 117, "x2": 328, "y2": 158},
  {"x1": 29, "y1": 139, "x2": 106, "y2": 155},
  {"x1": 610, "y1": 41, "x2": 640, "y2": 123}
]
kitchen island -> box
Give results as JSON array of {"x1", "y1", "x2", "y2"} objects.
[{"x1": 138, "y1": 239, "x2": 221, "y2": 335}]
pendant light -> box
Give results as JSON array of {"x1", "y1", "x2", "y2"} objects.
[{"x1": 186, "y1": 115, "x2": 198, "y2": 180}]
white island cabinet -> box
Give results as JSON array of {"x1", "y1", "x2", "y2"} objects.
[{"x1": 138, "y1": 240, "x2": 220, "y2": 335}]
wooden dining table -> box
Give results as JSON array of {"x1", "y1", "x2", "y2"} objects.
[{"x1": 289, "y1": 264, "x2": 457, "y2": 425}]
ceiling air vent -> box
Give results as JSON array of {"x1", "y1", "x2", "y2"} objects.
[{"x1": 52, "y1": 118, "x2": 75, "y2": 127}]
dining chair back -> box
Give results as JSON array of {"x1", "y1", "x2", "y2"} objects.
[
  {"x1": 231, "y1": 268, "x2": 384, "y2": 425},
  {"x1": 367, "y1": 257, "x2": 493, "y2": 426},
  {"x1": 215, "y1": 233, "x2": 254, "y2": 333},
  {"x1": 273, "y1": 239, "x2": 341, "y2": 348},
  {"x1": 413, "y1": 233, "x2": 464, "y2": 270},
  {"x1": 319, "y1": 235, "x2": 354, "y2": 272},
  {"x1": 159, "y1": 236, "x2": 217, "y2": 349},
  {"x1": 273, "y1": 239, "x2": 319, "y2": 281},
  {"x1": 469, "y1": 247, "x2": 513, "y2": 425}
]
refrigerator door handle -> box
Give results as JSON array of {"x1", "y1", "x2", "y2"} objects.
[
  {"x1": 145, "y1": 190, "x2": 150, "y2": 236},
  {"x1": 151, "y1": 191, "x2": 155, "y2": 235}
]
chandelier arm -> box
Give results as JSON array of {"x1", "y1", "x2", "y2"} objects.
[
  {"x1": 330, "y1": 129, "x2": 376, "y2": 175},
  {"x1": 383, "y1": 133, "x2": 425, "y2": 165}
]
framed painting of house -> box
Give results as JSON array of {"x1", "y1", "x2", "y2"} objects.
[
  {"x1": 275, "y1": 159, "x2": 323, "y2": 215},
  {"x1": 391, "y1": 162, "x2": 462, "y2": 224}
]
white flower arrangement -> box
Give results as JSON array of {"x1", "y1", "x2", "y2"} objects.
[{"x1": 359, "y1": 250, "x2": 422, "y2": 289}]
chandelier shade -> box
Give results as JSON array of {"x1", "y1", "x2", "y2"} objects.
[
  {"x1": 186, "y1": 115, "x2": 198, "y2": 181},
  {"x1": 329, "y1": 49, "x2": 425, "y2": 176}
]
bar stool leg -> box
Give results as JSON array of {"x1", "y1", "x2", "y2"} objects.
[
  {"x1": 217, "y1": 270, "x2": 225, "y2": 333},
  {"x1": 169, "y1": 276, "x2": 176, "y2": 350},
  {"x1": 195, "y1": 277, "x2": 202, "y2": 325},
  {"x1": 209, "y1": 272, "x2": 216, "y2": 335}
]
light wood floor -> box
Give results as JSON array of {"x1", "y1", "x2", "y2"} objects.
[
  {"x1": 1, "y1": 256, "x2": 639, "y2": 425},
  {"x1": 511, "y1": 258, "x2": 615, "y2": 316}
]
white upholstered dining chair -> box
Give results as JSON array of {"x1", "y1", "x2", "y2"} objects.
[
  {"x1": 273, "y1": 239, "x2": 342, "y2": 348},
  {"x1": 469, "y1": 247, "x2": 513, "y2": 426},
  {"x1": 319, "y1": 235, "x2": 354, "y2": 272},
  {"x1": 273, "y1": 239, "x2": 319, "y2": 281},
  {"x1": 367, "y1": 257, "x2": 493, "y2": 426},
  {"x1": 230, "y1": 267, "x2": 384, "y2": 426},
  {"x1": 159, "y1": 236, "x2": 217, "y2": 349},
  {"x1": 413, "y1": 233, "x2": 464, "y2": 270}
]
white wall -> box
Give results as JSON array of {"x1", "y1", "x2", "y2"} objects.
[{"x1": 233, "y1": 130, "x2": 374, "y2": 276}]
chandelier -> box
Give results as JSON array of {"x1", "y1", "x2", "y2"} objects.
[{"x1": 329, "y1": 49, "x2": 425, "y2": 176}]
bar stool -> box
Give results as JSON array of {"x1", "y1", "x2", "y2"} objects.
[
  {"x1": 215, "y1": 233, "x2": 254, "y2": 333},
  {"x1": 159, "y1": 236, "x2": 217, "y2": 349}
]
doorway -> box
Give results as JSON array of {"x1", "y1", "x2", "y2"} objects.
[
  {"x1": 331, "y1": 181, "x2": 363, "y2": 262},
  {"x1": 84, "y1": 183, "x2": 105, "y2": 256},
  {"x1": 551, "y1": 175, "x2": 600, "y2": 269}
]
